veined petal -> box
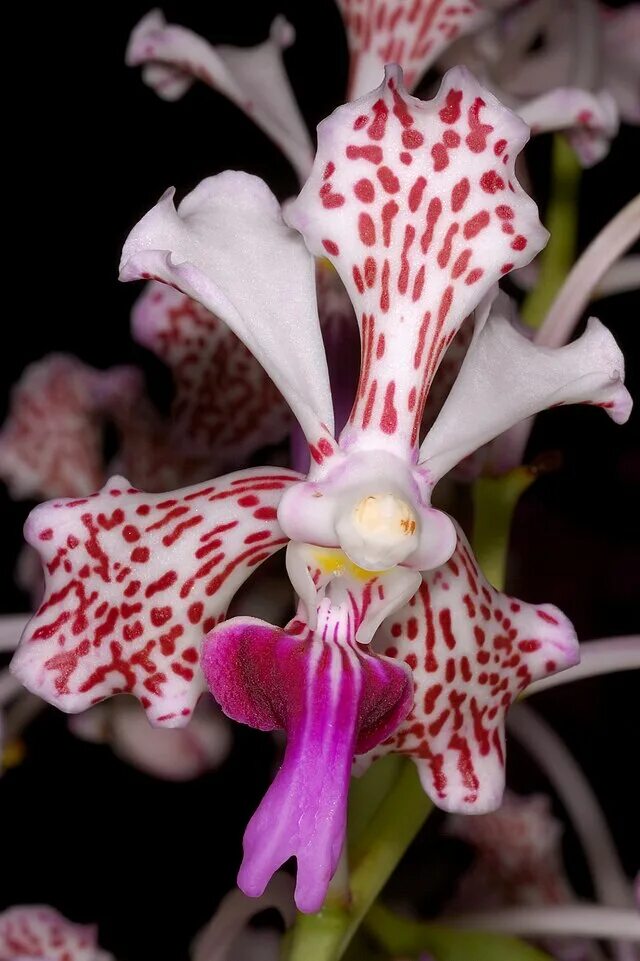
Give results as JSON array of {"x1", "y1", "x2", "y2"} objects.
[
  {"x1": 120, "y1": 172, "x2": 334, "y2": 448},
  {"x1": 421, "y1": 292, "x2": 632, "y2": 482},
  {"x1": 203, "y1": 546, "x2": 417, "y2": 912},
  {"x1": 368, "y1": 524, "x2": 579, "y2": 813},
  {"x1": 287, "y1": 66, "x2": 547, "y2": 457},
  {"x1": 132, "y1": 282, "x2": 291, "y2": 466},
  {"x1": 11, "y1": 467, "x2": 298, "y2": 726},
  {"x1": 336, "y1": 0, "x2": 500, "y2": 99},
  {"x1": 127, "y1": 11, "x2": 313, "y2": 182},
  {"x1": 0, "y1": 356, "x2": 137, "y2": 500},
  {"x1": 70, "y1": 694, "x2": 231, "y2": 780},
  {"x1": 0, "y1": 906, "x2": 113, "y2": 961},
  {"x1": 518, "y1": 88, "x2": 619, "y2": 168}
]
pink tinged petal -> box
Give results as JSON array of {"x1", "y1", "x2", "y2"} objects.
[
  {"x1": 448, "y1": 791, "x2": 572, "y2": 904},
  {"x1": 120, "y1": 172, "x2": 334, "y2": 452},
  {"x1": 132, "y1": 282, "x2": 292, "y2": 467},
  {"x1": 336, "y1": 0, "x2": 495, "y2": 100},
  {"x1": 203, "y1": 550, "x2": 417, "y2": 912},
  {"x1": 602, "y1": 5, "x2": 640, "y2": 125},
  {"x1": 193, "y1": 875, "x2": 295, "y2": 961},
  {"x1": 287, "y1": 65, "x2": 547, "y2": 458},
  {"x1": 70, "y1": 694, "x2": 231, "y2": 780},
  {"x1": 369, "y1": 523, "x2": 579, "y2": 813},
  {"x1": 421, "y1": 291, "x2": 632, "y2": 482},
  {"x1": 0, "y1": 906, "x2": 113, "y2": 961},
  {"x1": 126, "y1": 11, "x2": 313, "y2": 182},
  {"x1": 11, "y1": 467, "x2": 299, "y2": 727},
  {"x1": 518, "y1": 88, "x2": 619, "y2": 167},
  {"x1": 0, "y1": 356, "x2": 136, "y2": 501}
]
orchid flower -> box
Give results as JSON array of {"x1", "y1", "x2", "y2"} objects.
[
  {"x1": 448, "y1": 791, "x2": 594, "y2": 961},
  {"x1": 10, "y1": 67, "x2": 630, "y2": 913},
  {"x1": 129, "y1": 1, "x2": 627, "y2": 173},
  {"x1": 0, "y1": 906, "x2": 113, "y2": 961},
  {"x1": 439, "y1": 0, "x2": 638, "y2": 166}
]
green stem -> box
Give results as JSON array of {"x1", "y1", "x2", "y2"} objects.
[
  {"x1": 521, "y1": 135, "x2": 582, "y2": 330},
  {"x1": 366, "y1": 903, "x2": 554, "y2": 961},
  {"x1": 471, "y1": 468, "x2": 534, "y2": 591},
  {"x1": 286, "y1": 760, "x2": 433, "y2": 961}
]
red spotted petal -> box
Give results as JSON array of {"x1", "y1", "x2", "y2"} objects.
[
  {"x1": 0, "y1": 905, "x2": 113, "y2": 961},
  {"x1": 287, "y1": 66, "x2": 547, "y2": 458},
  {"x1": 336, "y1": 0, "x2": 495, "y2": 99},
  {"x1": 11, "y1": 468, "x2": 298, "y2": 726},
  {"x1": 370, "y1": 524, "x2": 579, "y2": 812},
  {"x1": 132, "y1": 282, "x2": 291, "y2": 469},
  {"x1": 0, "y1": 356, "x2": 138, "y2": 500}
]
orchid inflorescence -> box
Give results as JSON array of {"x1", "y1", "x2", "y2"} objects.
[{"x1": 1, "y1": 2, "x2": 639, "y2": 960}]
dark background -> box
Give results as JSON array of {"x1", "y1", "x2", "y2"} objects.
[{"x1": 1, "y1": 2, "x2": 638, "y2": 959}]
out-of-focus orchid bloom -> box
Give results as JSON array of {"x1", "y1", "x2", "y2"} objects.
[
  {"x1": 0, "y1": 356, "x2": 138, "y2": 501},
  {"x1": 448, "y1": 792, "x2": 606, "y2": 961},
  {"x1": 0, "y1": 906, "x2": 113, "y2": 961},
  {"x1": 499, "y1": 2, "x2": 640, "y2": 127},
  {"x1": 11, "y1": 68, "x2": 630, "y2": 912},
  {"x1": 126, "y1": 10, "x2": 314, "y2": 184},
  {"x1": 438, "y1": 0, "x2": 635, "y2": 166},
  {"x1": 69, "y1": 693, "x2": 231, "y2": 781}
]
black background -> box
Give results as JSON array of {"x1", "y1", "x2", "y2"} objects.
[{"x1": 1, "y1": 3, "x2": 638, "y2": 959}]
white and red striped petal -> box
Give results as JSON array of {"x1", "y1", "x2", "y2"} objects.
[
  {"x1": 11, "y1": 467, "x2": 298, "y2": 726},
  {"x1": 120, "y1": 172, "x2": 334, "y2": 452},
  {"x1": 127, "y1": 11, "x2": 313, "y2": 182},
  {"x1": 287, "y1": 65, "x2": 547, "y2": 458},
  {"x1": 336, "y1": 0, "x2": 505, "y2": 99},
  {"x1": 0, "y1": 906, "x2": 113, "y2": 961},
  {"x1": 132, "y1": 282, "x2": 291, "y2": 468},
  {"x1": 369, "y1": 524, "x2": 579, "y2": 812}
]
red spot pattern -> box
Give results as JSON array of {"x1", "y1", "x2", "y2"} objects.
[
  {"x1": 13, "y1": 468, "x2": 297, "y2": 726},
  {"x1": 0, "y1": 355, "x2": 117, "y2": 500},
  {"x1": 373, "y1": 527, "x2": 577, "y2": 812},
  {"x1": 294, "y1": 67, "x2": 543, "y2": 454},
  {"x1": 130, "y1": 284, "x2": 291, "y2": 481},
  {"x1": 0, "y1": 905, "x2": 104, "y2": 961},
  {"x1": 336, "y1": 0, "x2": 488, "y2": 98}
]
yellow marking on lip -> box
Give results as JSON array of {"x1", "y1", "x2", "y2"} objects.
[{"x1": 311, "y1": 547, "x2": 388, "y2": 580}]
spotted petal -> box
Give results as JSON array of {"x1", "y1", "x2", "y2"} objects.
[
  {"x1": 421, "y1": 291, "x2": 632, "y2": 482},
  {"x1": 287, "y1": 65, "x2": 547, "y2": 458},
  {"x1": 11, "y1": 468, "x2": 298, "y2": 726},
  {"x1": 519, "y1": 88, "x2": 619, "y2": 168},
  {"x1": 120, "y1": 172, "x2": 334, "y2": 449},
  {"x1": 336, "y1": 0, "x2": 502, "y2": 99},
  {"x1": 127, "y1": 10, "x2": 313, "y2": 182},
  {"x1": 132, "y1": 282, "x2": 291, "y2": 466},
  {"x1": 0, "y1": 356, "x2": 138, "y2": 500},
  {"x1": 204, "y1": 545, "x2": 418, "y2": 912},
  {"x1": 369, "y1": 524, "x2": 579, "y2": 812},
  {"x1": 0, "y1": 906, "x2": 113, "y2": 961}
]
